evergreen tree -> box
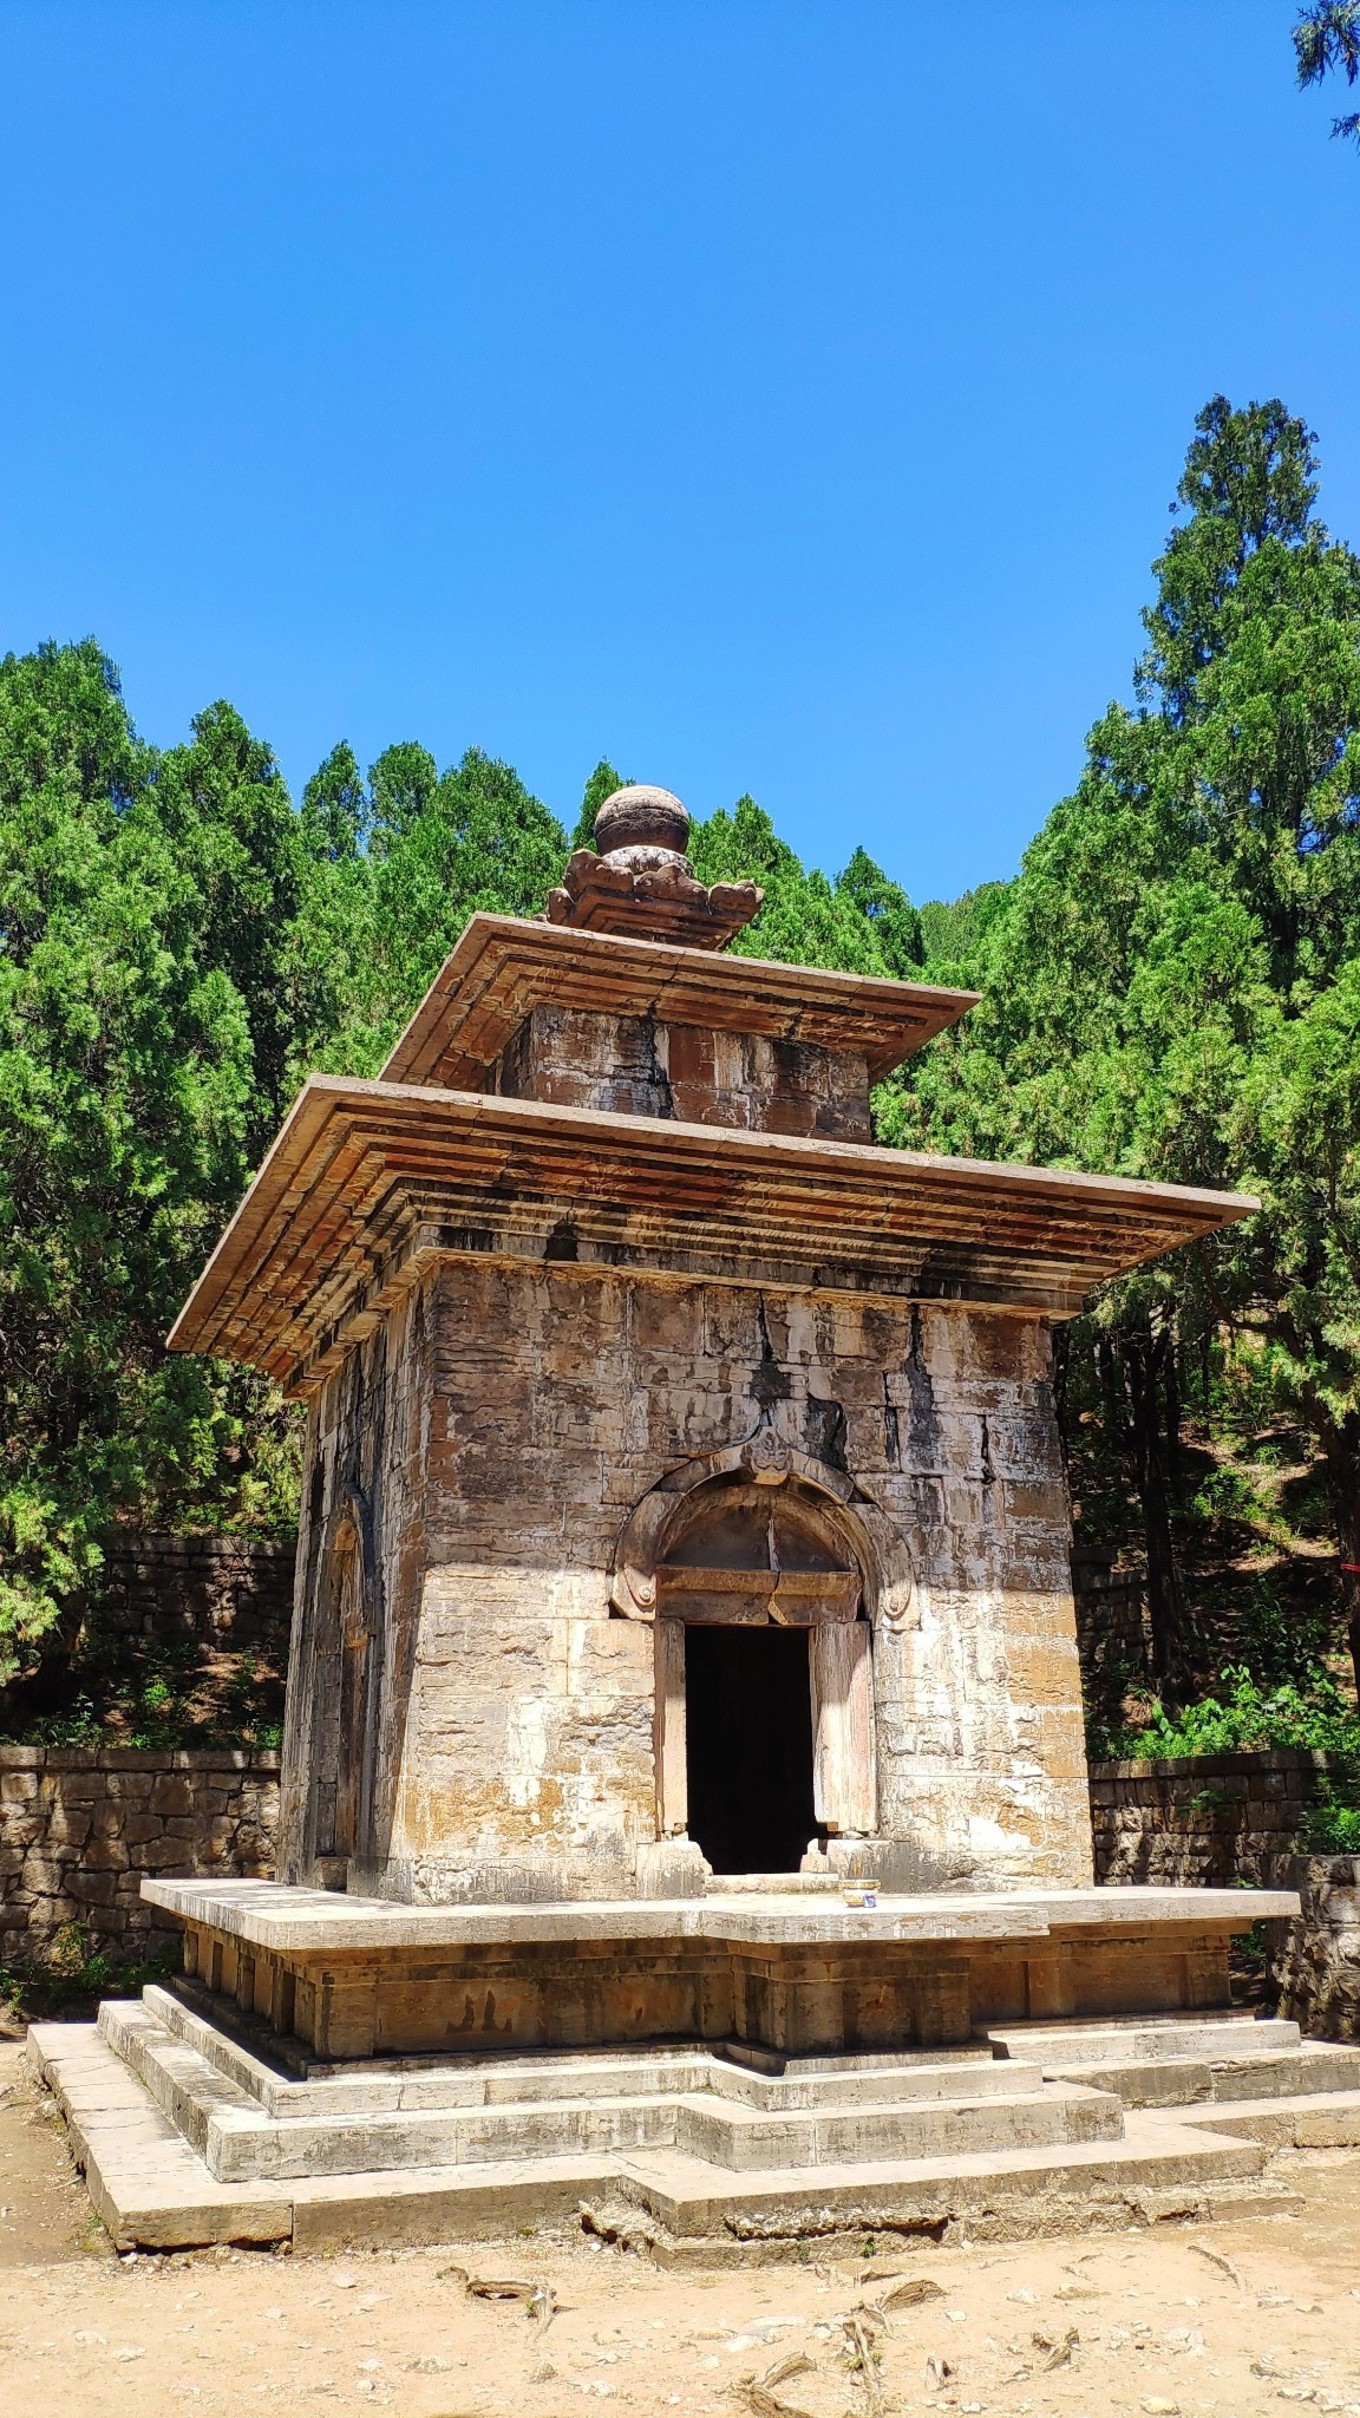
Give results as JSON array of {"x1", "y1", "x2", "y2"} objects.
[
  {"x1": 892, "y1": 397, "x2": 1360, "y2": 1698},
  {"x1": 835, "y1": 847, "x2": 925, "y2": 975},
  {"x1": 1295, "y1": 2, "x2": 1360, "y2": 145},
  {"x1": 0, "y1": 646, "x2": 297, "y2": 1684},
  {"x1": 570, "y1": 757, "x2": 628, "y2": 850}
]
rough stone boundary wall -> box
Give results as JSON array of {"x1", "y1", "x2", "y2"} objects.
[
  {"x1": 0, "y1": 1747, "x2": 279, "y2": 1969},
  {"x1": 95, "y1": 1532, "x2": 295, "y2": 1651},
  {"x1": 1265, "y1": 1856, "x2": 1360, "y2": 2042},
  {"x1": 1090, "y1": 1753, "x2": 1359, "y2": 2041},
  {"x1": 1088, "y1": 1749, "x2": 1330, "y2": 1886}
]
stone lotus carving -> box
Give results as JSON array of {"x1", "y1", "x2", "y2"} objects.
[{"x1": 544, "y1": 784, "x2": 763, "y2": 950}]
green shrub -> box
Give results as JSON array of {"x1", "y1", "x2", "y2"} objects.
[
  {"x1": 0, "y1": 1922, "x2": 176, "y2": 2023},
  {"x1": 1111, "y1": 1667, "x2": 1360, "y2": 1764},
  {"x1": 1107, "y1": 1668, "x2": 1360, "y2": 1847},
  {"x1": 1304, "y1": 1794, "x2": 1360, "y2": 1854}
]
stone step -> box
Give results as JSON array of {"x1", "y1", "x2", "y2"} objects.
[
  {"x1": 620, "y1": 2115, "x2": 1281, "y2": 2245},
  {"x1": 1173, "y1": 2086, "x2": 1360, "y2": 2152},
  {"x1": 104, "y1": 2002, "x2": 680, "y2": 2181},
  {"x1": 105, "y1": 1999, "x2": 1124, "y2": 2182},
  {"x1": 985, "y1": 2014, "x2": 1302, "y2": 2065},
  {"x1": 675, "y1": 2078, "x2": 1125, "y2": 2172},
  {"x1": 145, "y1": 1985, "x2": 1042, "y2": 2119},
  {"x1": 28, "y1": 2019, "x2": 1289, "y2": 2258},
  {"x1": 143, "y1": 1986, "x2": 715, "y2": 2117},
  {"x1": 1042, "y1": 2041, "x2": 1360, "y2": 2109},
  {"x1": 710, "y1": 2054, "x2": 1039, "y2": 2111}
]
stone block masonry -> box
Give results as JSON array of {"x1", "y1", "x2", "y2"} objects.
[
  {"x1": 284, "y1": 1261, "x2": 1094, "y2": 1903},
  {"x1": 1266, "y1": 1855, "x2": 1360, "y2": 2042},
  {"x1": 93, "y1": 1531, "x2": 294, "y2": 1653},
  {"x1": 0, "y1": 1746, "x2": 278, "y2": 1969},
  {"x1": 1088, "y1": 1754, "x2": 1359, "y2": 2043},
  {"x1": 1088, "y1": 1750, "x2": 1331, "y2": 1887}
]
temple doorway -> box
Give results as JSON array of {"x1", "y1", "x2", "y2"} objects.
[{"x1": 684, "y1": 1623, "x2": 817, "y2": 1875}]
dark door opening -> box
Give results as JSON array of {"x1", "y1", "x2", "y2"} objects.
[{"x1": 685, "y1": 1624, "x2": 817, "y2": 1875}]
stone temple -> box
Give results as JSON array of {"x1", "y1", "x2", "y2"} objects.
[{"x1": 30, "y1": 786, "x2": 1360, "y2": 2253}]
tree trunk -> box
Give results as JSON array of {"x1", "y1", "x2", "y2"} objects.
[
  {"x1": 1122, "y1": 1319, "x2": 1190, "y2": 1705},
  {"x1": 1322, "y1": 1409, "x2": 1360, "y2": 1708},
  {"x1": 1164, "y1": 1324, "x2": 1183, "y2": 1492},
  {"x1": 1097, "y1": 1330, "x2": 1125, "y2": 1437}
]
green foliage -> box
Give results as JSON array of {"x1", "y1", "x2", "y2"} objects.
[
  {"x1": 1295, "y1": 2, "x2": 1360, "y2": 144},
  {"x1": 690, "y1": 796, "x2": 925, "y2": 977},
  {"x1": 833, "y1": 848, "x2": 924, "y2": 975},
  {"x1": 917, "y1": 881, "x2": 1010, "y2": 979},
  {"x1": 1, "y1": 1921, "x2": 176, "y2": 2024},
  {"x1": 892, "y1": 393, "x2": 1360, "y2": 1698},
  {"x1": 570, "y1": 757, "x2": 629, "y2": 850},
  {"x1": 1112, "y1": 1665, "x2": 1360, "y2": 1762},
  {"x1": 0, "y1": 645, "x2": 301, "y2": 1683},
  {"x1": 296, "y1": 744, "x2": 571, "y2": 1079},
  {"x1": 1306, "y1": 1794, "x2": 1360, "y2": 1851},
  {"x1": 0, "y1": 1625, "x2": 283, "y2": 1749}
]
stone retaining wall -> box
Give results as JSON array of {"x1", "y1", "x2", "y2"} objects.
[
  {"x1": 1088, "y1": 1749, "x2": 1329, "y2": 1886},
  {"x1": 1265, "y1": 1855, "x2": 1360, "y2": 2041},
  {"x1": 0, "y1": 1746, "x2": 278, "y2": 1970},
  {"x1": 95, "y1": 1532, "x2": 295, "y2": 1651}
]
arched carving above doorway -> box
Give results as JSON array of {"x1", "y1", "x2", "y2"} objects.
[
  {"x1": 609, "y1": 1426, "x2": 916, "y2": 1634},
  {"x1": 612, "y1": 1427, "x2": 910, "y2": 1860}
]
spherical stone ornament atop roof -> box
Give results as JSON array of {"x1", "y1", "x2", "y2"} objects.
[{"x1": 593, "y1": 784, "x2": 690, "y2": 859}]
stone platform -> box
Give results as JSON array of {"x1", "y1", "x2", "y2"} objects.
[
  {"x1": 140, "y1": 1877, "x2": 1304, "y2": 2060},
  {"x1": 28, "y1": 1875, "x2": 1360, "y2": 2257}
]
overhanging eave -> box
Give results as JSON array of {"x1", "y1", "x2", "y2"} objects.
[{"x1": 167, "y1": 1077, "x2": 1257, "y2": 1395}]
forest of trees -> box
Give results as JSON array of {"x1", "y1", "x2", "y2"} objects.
[{"x1": 2, "y1": 396, "x2": 1358, "y2": 1754}]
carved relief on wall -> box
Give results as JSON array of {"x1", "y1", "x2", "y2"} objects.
[
  {"x1": 311, "y1": 1485, "x2": 380, "y2": 1878},
  {"x1": 609, "y1": 1424, "x2": 916, "y2": 1633}
]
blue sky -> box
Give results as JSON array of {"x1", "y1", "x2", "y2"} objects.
[{"x1": 2, "y1": 2, "x2": 1357, "y2": 903}]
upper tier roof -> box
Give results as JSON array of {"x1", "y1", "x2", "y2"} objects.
[{"x1": 380, "y1": 913, "x2": 980, "y2": 1090}]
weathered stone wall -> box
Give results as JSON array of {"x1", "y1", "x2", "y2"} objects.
[
  {"x1": 488, "y1": 1005, "x2": 874, "y2": 1140},
  {"x1": 282, "y1": 1252, "x2": 1091, "y2": 1903},
  {"x1": 0, "y1": 1746, "x2": 278, "y2": 1968},
  {"x1": 1265, "y1": 1856, "x2": 1360, "y2": 2042},
  {"x1": 1089, "y1": 1750, "x2": 1328, "y2": 1886},
  {"x1": 94, "y1": 1531, "x2": 295, "y2": 1651},
  {"x1": 1087, "y1": 1759, "x2": 1358, "y2": 2042},
  {"x1": 279, "y1": 1271, "x2": 432, "y2": 1892}
]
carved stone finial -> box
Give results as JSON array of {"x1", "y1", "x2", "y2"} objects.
[
  {"x1": 542, "y1": 780, "x2": 763, "y2": 952},
  {"x1": 593, "y1": 784, "x2": 690, "y2": 861},
  {"x1": 741, "y1": 1425, "x2": 792, "y2": 1486}
]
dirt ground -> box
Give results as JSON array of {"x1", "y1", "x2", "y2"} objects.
[{"x1": 4, "y1": 2041, "x2": 1360, "y2": 2417}]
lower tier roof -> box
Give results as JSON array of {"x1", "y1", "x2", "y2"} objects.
[{"x1": 167, "y1": 1077, "x2": 1254, "y2": 1394}]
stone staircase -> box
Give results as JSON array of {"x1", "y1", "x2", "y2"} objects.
[
  {"x1": 98, "y1": 1987, "x2": 1125, "y2": 2182},
  {"x1": 28, "y1": 1990, "x2": 1360, "y2": 2256},
  {"x1": 984, "y1": 2013, "x2": 1360, "y2": 2109}
]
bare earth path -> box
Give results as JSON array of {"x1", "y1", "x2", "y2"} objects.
[{"x1": 4, "y1": 2041, "x2": 1360, "y2": 2417}]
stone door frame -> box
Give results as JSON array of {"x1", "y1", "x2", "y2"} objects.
[
  {"x1": 654, "y1": 1610, "x2": 876, "y2": 1845},
  {"x1": 610, "y1": 1427, "x2": 912, "y2": 1857}
]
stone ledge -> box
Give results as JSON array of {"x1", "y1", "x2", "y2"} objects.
[
  {"x1": 142, "y1": 1875, "x2": 1302, "y2": 1955},
  {"x1": 1089, "y1": 1750, "x2": 1332, "y2": 1783},
  {"x1": 0, "y1": 1746, "x2": 281, "y2": 1772}
]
